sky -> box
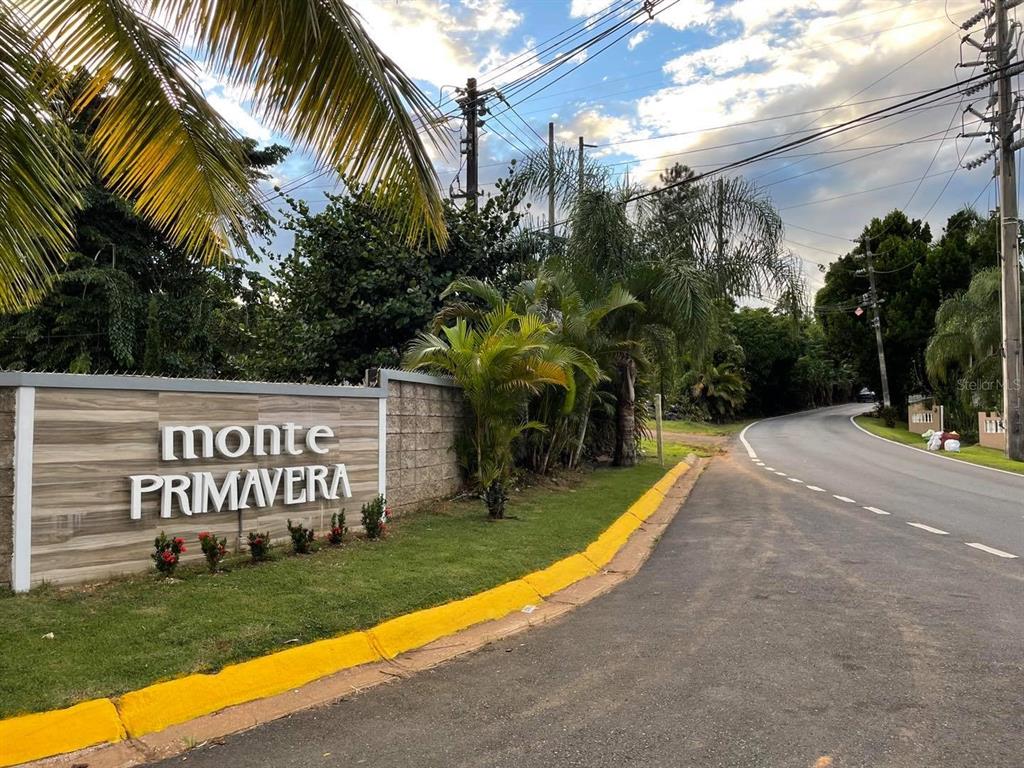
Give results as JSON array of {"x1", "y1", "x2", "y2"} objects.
[{"x1": 201, "y1": 0, "x2": 1001, "y2": 297}]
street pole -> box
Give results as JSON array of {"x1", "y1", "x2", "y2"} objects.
[
  {"x1": 464, "y1": 77, "x2": 479, "y2": 211},
  {"x1": 548, "y1": 121, "x2": 555, "y2": 240},
  {"x1": 578, "y1": 136, "x2": 585, "y2": 192},
  {"x1": 995, "y1": 0, "x2": 1024, "y2": 459},
  {"x1": 864, "y1": 235, "x2": 892, "y2": 409}
]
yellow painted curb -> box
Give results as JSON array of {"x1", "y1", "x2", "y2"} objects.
[
  {"x1": 369, "y1": 580, "x2": 542, "y2": 659},
  {"x1": 0, "y1": 460, "x2": 693, "y2": 766},
  {"x1": 117, "y1": 631, "x2": 380, "y2": 738},
  {"x1": 583, "y1": 509, "x2": 644, "y2": 568},
  {"x1": 0, "y1": 698, "x2": 124, "y2": 767},
  {"x1": 523, "y1": 553, "x2": 598, "y2": 597}
]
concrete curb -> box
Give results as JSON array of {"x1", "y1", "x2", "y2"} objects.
[{"x1": 2, "y1": 457, "x2": 704, "y2": 768}]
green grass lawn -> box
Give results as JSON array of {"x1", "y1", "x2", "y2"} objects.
[
  {"x1": 641, "y1": 438, "x2": 715, "y2": 460},
  {"x1": 854, "y1": 415, "x2": 1024, "y2": 475},
  {"x1": 0, "y1": 456, "x2": 681, "y2": 719},
  {"x1": 659, "y1": 418, "x2": 751, "y2": 436}
]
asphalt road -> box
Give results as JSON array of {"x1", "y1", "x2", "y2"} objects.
[{"x1": 153, "y1": 406, "x2": 1024, "y2": 768}]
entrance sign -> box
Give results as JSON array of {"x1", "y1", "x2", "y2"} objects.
[{"x1": 130, "y1": 423, "x2": 353, "y2": 519}]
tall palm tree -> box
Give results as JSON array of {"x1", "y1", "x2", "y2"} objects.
[
  {"x1": 561, "y1": 186, "x2": 715, "y2": 466},
  {"x1": 925, "y1": 267, "x2": 1004, "y2": 409},
  {"x1": 3, "y1": 0, "x2": 447, "y2": 310},
  {"x1": 404, "y1": 305, "x2": 597, "y2": 519}
]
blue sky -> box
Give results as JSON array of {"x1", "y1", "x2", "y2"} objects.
[{"x1": 201, "y1": 0, "x2": 996, "y2": 295}]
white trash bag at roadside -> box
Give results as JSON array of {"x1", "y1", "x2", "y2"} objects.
[
  {"x1": 944, "y1": 439, "x2": 961, "y2": 452},
  {"x1": 922, "y1": 429, "x2": 935, "y2": 439},
  {"x1": 927, "y1": 433, "x2": 943, "y2": 451}
]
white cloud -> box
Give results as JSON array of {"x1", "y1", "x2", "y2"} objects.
[
  {"x1": 627, "y1": 29, "x2": 649, "y2": 50},
  {"x1": 462, "y1": 0, "x2": 523, "y2": 34},
  {"x1": 583, "y1": 0, "x2": 979, "y2": 289}
]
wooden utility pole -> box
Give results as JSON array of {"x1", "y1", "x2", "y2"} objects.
[
  {"x1": 995, "y1": 0, "x2": 1024, "y2": 459},
  {"x1": 548, "y1": 121, "x2": 555, "y2": 239},
  {"x1": 578, "y1": 135, "x2": 585, "y2": 192},
  {"x1": 864, "y1": 236, "x2": 892, "y2": 409},
  {"x1": 464, "y1": 78, "x2": 479, "y2": 210}
]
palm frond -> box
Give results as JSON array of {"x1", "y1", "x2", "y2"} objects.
[
  {"x1": 154, "y1": 0, "x2": 448, "y2": 245},
  {"x1": 0, "y1": 5, "x2": 84, "y2": 309},
  {"x1": 28, "y1": 0, "x2": 258, "y2": 263}
]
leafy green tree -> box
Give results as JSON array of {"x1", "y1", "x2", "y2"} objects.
[
  {"x1": 252, "y1": 178, "x2": 534, "y2": 384},
  {"x1": 404, "y1": 307, "x2": 597, "y2": 519},
  {"x1": 0, "y1": 110, "x2": 286, "y2": 375},
  {"x1": 6, "y1": 1, "x2": 448, "y2": 309},
  {"x1": 681, "y1": 361, "x2": 748, "y2": 421},
  {"x1": 816, "y1": 209, "x2": 996, "y2": 412},
  {"x1": 728, "y1": 308, "x2": 803, "y2": 415}
]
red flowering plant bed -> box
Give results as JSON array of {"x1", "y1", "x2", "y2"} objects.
[
  {"x1": 198, "y1": 532, "x2": 228, "y2": 572},
  {"x1": 152, "y1": 532, "x2": 186, "y2": 576},
  {"x1": 247, "y1": 530, "x2": 272, "y2": 562},
  {"x1": 360, "y1": 495, "x2": 389, "y2": 540},
  {"x1": 325, "y1": 511, "x2": 347, "y2": 545}
]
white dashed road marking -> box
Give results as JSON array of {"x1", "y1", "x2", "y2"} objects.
[
  {"x1": 864, "y1": 506, "x2": 891, "y2": 516},
  {"x1": 806, "y1": 485, "x2": 826, "y2": 492},
  {"x1": 907, "y1": 522, "x2": 949, "y2": 535},
  {"x1": 833, "y1": 495, "x2": 856, "y2": 504},
  {"x1": 965, "y1": 542, "x2": 1019, "y2": 559},
  {"x1": 774, "y1": 471, "x2": 787, "y2": 476},
  {"x1": 789, "y1": 477, "x2": 803, "y2": 483},
  {"x1": 764, "y1": 467, "x2": 775, "y2": 471}
]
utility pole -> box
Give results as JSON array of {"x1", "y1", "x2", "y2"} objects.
[
  {"x1": 995, "y1": 0, "x2": 1024, "y2": 459},
  {"x1": 578, "y1": 136, "x2": 585, "y2": 192},
  {"x1": 961, "y1": 0, "x2": 1024, "y2": 459},
  {"x1": 577, "y1": 136, "x2": 597, "y2": 194},
  {"x1": 454, "y1": 77, "x2": 494, "y2": 211},
  {"x1": 548, "y1": 121, "x2": 555, "y2": 240},
  {"x1": 864, "y1": 236, "x2": 892, "y2": 409}
]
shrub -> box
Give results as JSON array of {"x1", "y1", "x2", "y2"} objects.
[
  {"x1": 247, "y1": 531, "x2": 272, "y2": 561},
  {"x1": 361, "y1": 495, "x2": 389, "y2": 540},
  {"x1": 197, "y1": 531, "x2": 227, "y2": 572},
  {"x1": 152, "y1": 532, "x2": 186, "y2": 576},
  {"x1": 286, "y1": 519, "x2": 315, "y2": 554},
  {"x1": 876, "y1": 404, "x2": 899, "y2": 428},
  {"x1": 325, "y1": 511, "x2": 347, "y2": 545}
]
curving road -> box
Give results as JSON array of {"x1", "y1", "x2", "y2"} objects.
[
  {"x1": 742, "y1": 403, "x2": 1024, "y2": 556},
  {"x1": 151, "y1": 406, "x2": 1024, "y2": 768}
]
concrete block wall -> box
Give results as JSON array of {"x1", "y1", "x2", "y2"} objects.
[
  {"x1": 383, "y1": 374, "x2": 468, "y2": 513},
  {"x1": 978, "y1": 411, "x2": 1006, "y2": 450},
  {"x1": 0, "y1": 389, "x2": 13, "y2": 589},
  {"x1": 908, "y1": 401, "x2": 943, "y2": 434}
]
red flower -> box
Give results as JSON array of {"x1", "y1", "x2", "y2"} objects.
[
  {"x1": 161, "y1": 550, "x2": 176, "y2": 563},
  {"x1": 198, "y1": 532, "x2": 209, "y2": 541},
  {"x1": 179, "y1": 545, "x2": 187, "y2": 553}
]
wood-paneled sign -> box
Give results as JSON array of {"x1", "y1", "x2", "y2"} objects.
[{"x1": 31, "y1": 389, "x2": 380, "y2": 585}]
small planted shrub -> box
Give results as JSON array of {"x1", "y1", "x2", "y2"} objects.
[
  {"x1": 325, "y1": 511, "x2": 347, "y2": 545},
  {"x1": 877, "y1": 405, "x2": 899, "y2": 428},
  {"x1": 287, "y1": 519, "x2": 315, "y2": 554},
  {"x1": 197, "y1": 531, "x2": 227, "y2": 572},
  {"x1": 361, "y1": 495, "x2": 389, "y2": 540},
  {"x1": 152, "y1": 532, "x2": 186, "y2": 576},
  {"x1": 247, "y1": 531, "x2": 272, "y2": 562}
]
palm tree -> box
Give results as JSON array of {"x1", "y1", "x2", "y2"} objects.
[
  {"x1": 925, "y1": 267, "x2": 1004, "y2": 409},
  {"x1": 682, "y1": 361, "x2": 748, "y2": 421},
  {"x1": 560, "y1": 186, "x2": 715, "y2": 466},
  {"x1": 436, "y1": 265, "x2": 637, "y2": 472},
  {"x1": 3, "y1": 0, "x2": 446, "y2": 310},
  {"x1": 404, "y1": 305, "x2": 597, "y2": 519}
]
